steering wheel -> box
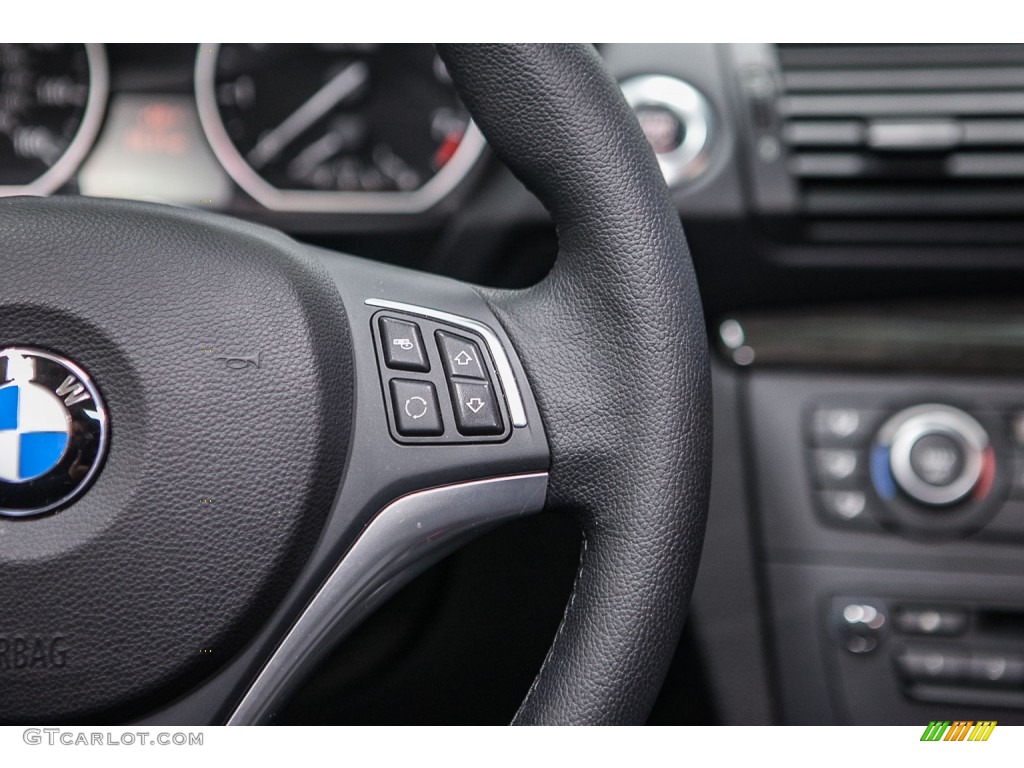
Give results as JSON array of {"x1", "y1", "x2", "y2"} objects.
[{"x1": 0, "y1": 44, "x2": 710, "y2": 726}]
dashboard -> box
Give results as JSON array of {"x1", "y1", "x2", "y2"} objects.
[{"x1": 5, "y1": 42, "x2": 1024, "y2": 726}]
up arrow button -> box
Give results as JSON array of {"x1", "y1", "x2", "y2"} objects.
[{"x1": 436, "y1": 331, "x2": 486, "y2": 380}]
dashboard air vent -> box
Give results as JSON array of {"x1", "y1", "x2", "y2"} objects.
[{"x1": 776, "y1": 44, "x2": 1024, "y2": 216}]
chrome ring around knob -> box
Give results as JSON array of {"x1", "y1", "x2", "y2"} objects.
[
  {"x1": 883, "y1": 405, "x2": 987, "y2": 506},
  {"x1": 620, "y1": 75, "x2": 713, "y2": 187}
]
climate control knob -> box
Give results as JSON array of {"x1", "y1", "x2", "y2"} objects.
[{"x1": 875, "y1": 405, "x2": 992, "y2": 506}]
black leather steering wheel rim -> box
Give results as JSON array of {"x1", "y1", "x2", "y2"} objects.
[{"x1": 440, "y1": 44, "x2": 712, "y2": 724}]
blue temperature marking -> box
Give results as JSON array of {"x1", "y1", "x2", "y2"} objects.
[{"x1": 870, "y1": 445, "x2": 896, "y2": 500}]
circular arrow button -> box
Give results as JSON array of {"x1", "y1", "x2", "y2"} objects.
[
  {"x1": 389, "y1": 379, "x2": 443, "y2": 437},
  {"x1": 405, "y1": 396, "x2": 429, "y2": 419}
]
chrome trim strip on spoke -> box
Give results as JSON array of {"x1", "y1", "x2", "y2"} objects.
[
  {"x1": 365, "y1": 298, "x2": 528, "y2": 428},
  {"x1": 228, "y1": 472, "x2": 549, "y2": 725}
]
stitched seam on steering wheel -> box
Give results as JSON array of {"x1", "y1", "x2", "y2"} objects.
[{"x1": 512, "y1": 530, "x2": 589, "y2": 724}]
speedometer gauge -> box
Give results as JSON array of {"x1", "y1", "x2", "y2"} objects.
[
  {"x1": 0, "y1": 44, "x2": 108, "y2": 195},
  {"x1": 195, "y1": 44, "x2": 487, "y2": 214}
]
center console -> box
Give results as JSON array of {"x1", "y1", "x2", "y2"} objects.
[{"x1": 702, "y1": 306, "x2": 1024, "y2": 725}]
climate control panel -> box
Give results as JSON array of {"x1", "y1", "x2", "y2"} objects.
[{"x1": 806, "y1": 400, "x2": 1019, "y2": 540}]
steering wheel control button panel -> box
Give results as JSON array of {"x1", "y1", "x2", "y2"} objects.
[
  {"x1": 389, "y1": 379, "x2": 443, "y2": 436},
  {"x1": 379, "y1": 316, "x2": 429, "y2": 372},
  {"x1": 370, "y1": 305, "x2": 514, "y2": 445},
  {"x1": 0, "y1": 348, "x2": 108, "y2": 517}
]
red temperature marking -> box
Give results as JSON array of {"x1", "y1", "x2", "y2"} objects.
[{"x1": 972, "y1": 446, "x2": 996, "y2": 501}]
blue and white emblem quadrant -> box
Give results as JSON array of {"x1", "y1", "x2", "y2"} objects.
[{"x1": 0, "y1": 382, "x2": 71, "y2": 483}]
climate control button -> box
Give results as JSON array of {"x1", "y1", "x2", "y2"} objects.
[{"x1": 908, "y1": 432, "x2": 965, "y2": 487}]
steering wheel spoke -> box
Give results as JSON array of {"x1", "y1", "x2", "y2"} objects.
[{"x1": 221, "y1": 249, "x2": 552, "y2": 724}]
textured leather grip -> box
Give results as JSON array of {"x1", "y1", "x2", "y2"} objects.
[{"x1": 438, "y1": 44, "x2": 712, "y2": 724}]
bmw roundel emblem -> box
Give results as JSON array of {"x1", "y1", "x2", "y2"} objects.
[{"x1": 0, "y1": 348, "x2": 109, "y2": 518}]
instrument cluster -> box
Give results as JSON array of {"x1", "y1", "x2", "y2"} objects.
[{"x1": 0, "y1": 44, "x2": 487, "y2": 217}]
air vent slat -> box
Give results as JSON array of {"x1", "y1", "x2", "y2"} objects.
[
  {"x1": 962, "y1": 120, "x2": 1024, "y2": 144},
  {"x1": 783, "y1": 121, "x2": 864, "y2": 146},
  {"x1": 778, "y1": 44, "x2": 1024, "y2": 70},
  {"x1": 784, "y1": 67, "x2": 1024, "y2": 93},
  {"x1": 804, "y1": 187, "x2": 1024, "y2": 216},
  {"x1": 780, "y1": 92, "x2": 1024, "y2": 118},
  {"x1": 772, "y1": 44, "x2": 1024, "y2": 217},
  {"x1": 948, "y1": 153, "x2": 1024, "y2": 177},
  {"x1": 785, "y1": 119, "x2": 1024, "y2": 149},
  {"x1": 790, "y1": 153, "x2": 866, "y2": 178},
  {"x1": 867, "y1": 121, "x2": 960, "y2": 151}
]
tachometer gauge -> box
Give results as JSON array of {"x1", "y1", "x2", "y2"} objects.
[
  {"x1": 0, "y1": 44, "x2": 108, "y2": 195},
  {"x1": 195, "y1": 44, "x2": 487, "y2": 214}
]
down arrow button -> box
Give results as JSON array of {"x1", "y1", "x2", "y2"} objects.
[{"x1": 450, "y1": 380, "x2": 503, "y2": 436}]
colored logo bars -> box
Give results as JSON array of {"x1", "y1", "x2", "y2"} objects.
[{"x1": 920, "y1": 721, "x2": 997, "y2": 742}]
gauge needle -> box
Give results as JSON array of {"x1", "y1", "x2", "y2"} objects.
[{"x1": 247, "y1": 61, "x2": 369, "y2": 170}]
